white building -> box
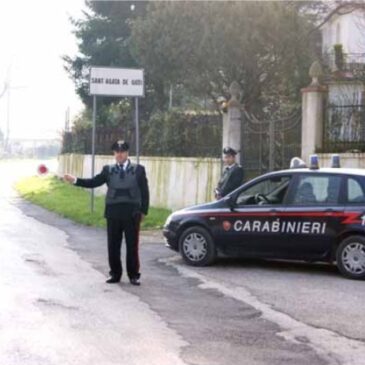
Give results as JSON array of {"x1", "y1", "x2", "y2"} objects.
[
  {"x1": 322, "y1": 9, "x2": 365, "y2": 56},
  {"x1": 321, "y1": 6, "x2": 365, "y2": 146}
]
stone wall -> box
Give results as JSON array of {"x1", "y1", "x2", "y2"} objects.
[{"x1": 58, "y1": 154, "x2": 221, "y2": 211}]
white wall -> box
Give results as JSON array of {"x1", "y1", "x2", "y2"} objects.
[
  {"x1": 322, "y1": 11, "x2": 365, "y2": 55},
  {"x1": 58, "y1": 154, "x2": 222, "y2": 211},
  {"x1": 345, "y1": 12, "x2": 365, "y2": 55},
  {"x1": 318, "y1": 153, "x2": 365, "y2": 169}
]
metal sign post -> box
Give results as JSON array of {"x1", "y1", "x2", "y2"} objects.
[
  {"x1": 91, "y1": 95, "x2": 97, "y2": 212},
  {"x1": 135, "y1": 97, "x2": 139, "y2": 164},
  {"x1": 89, "y1": 66, "x2": 144, "y2": 212}
]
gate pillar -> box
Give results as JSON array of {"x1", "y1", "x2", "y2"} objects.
[
  {"x1": 223, "y1": 81, "x2": 242, "y2": 164},
  {"x1": 301, "y1": 61, "x2": 327, "y2": 163}
]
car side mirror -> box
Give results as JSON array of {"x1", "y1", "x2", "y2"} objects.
[{"x1": 225, "y1": 195, "x2": 236, "y2": 211}]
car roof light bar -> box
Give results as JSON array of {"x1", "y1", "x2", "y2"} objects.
[
  {"x1": 309, "y1": 154, "x2": 319, "y2": 170},
  {"x1": 331, "y1": 154, "x2": 341, "y2": 168}
]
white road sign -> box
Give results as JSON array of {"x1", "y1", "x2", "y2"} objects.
[{"x1": 89, "y1": 67, "x2": 144, "y2": 97}]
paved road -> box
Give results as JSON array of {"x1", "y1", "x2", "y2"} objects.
[{"x1": 1, "y1": 160, "x2": 364, "y2": 365}]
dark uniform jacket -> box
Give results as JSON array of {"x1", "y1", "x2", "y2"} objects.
[
  {"x1": 75, "y1": 162, "x2": 149, "y2": 219},
  {"x1": 217, "y1": 164, "x2": 244, "y2": 197}
]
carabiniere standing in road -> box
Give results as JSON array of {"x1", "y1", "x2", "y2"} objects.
[
  {"x1": 215, "y1": 147, "x2": 244, "y2": 199},
  {"x1": 64, "y1": 140, "x2": 149, "y2": 286}
]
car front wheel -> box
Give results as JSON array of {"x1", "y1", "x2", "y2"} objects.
[
  {"x1": 179, "y1": 226, "x2": 216, "y2": 266},
  {"x1": 336, "y1": 235, "x2": 365, "y2": 280}
]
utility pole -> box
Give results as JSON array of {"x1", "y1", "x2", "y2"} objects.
[
  {"x1": 0, "y1": 81, "x2": 10, "y2": 152},
  {"x1": 169, "y1": 84, "x2": 173, "y2": 109},
  {"x1": 1, "y1": 67, "x2": 27, "y2": 153},
  {"x1": 269, "y1": 119, "x2": 275, "y2": 171},
  {"x1": 65, "y1": 107, "x2": 70, "y2": 132},
  {"x1": 5, "y1": 83, "x2": 10, "y2": 151},
  {"x1": 3, "y1": 66, "x2": 12, "y2": 152},
  {"x1": 0, "y1": 83, "x2": 7, "y2": 153}
]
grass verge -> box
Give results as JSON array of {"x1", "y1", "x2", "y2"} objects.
[{"x1": 15, "y1": 176, "x2": 171, "y2": 230}]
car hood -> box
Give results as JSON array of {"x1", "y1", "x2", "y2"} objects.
[{"x1": 174, "y1": 200, "x2": 227, "y2": 214}]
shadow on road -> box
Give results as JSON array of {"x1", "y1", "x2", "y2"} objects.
[{"x1": 212, "y1": 256, "x2": 340, "y2": 278}]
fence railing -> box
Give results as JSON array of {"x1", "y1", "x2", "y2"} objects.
[
  {"x1": 323, "y1": 52, "x2": 365, "y2": 74},
  {"x1": 322, "y1": 104, "x2": 365, "y2": 152},
  {"x1": 61, "y1": 113, "x2": 222, "y2": 158}
]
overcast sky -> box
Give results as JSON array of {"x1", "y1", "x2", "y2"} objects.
[{"x1": 0, "y1": 0, "x2": 85, "y2": 140}]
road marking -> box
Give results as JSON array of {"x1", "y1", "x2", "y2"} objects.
[{"x1": 161, "y1": 256, "x2": 365, "y2": 365}]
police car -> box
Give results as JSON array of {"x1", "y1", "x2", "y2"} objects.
[{"x1": 163, "y1": 155, "x2": 365, "y2": 279}]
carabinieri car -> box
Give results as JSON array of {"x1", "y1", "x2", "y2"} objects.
[{"x1": 163, "y1": 155, "x2": 365, "y2": 279}]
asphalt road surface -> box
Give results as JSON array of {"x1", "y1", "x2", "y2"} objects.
[{"x1": 1, "y1": 160, "x2": 364, "y2": 365}]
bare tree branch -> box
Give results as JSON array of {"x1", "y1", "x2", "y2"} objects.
[{"x1": 309, "y1": 2, "x2": 365, "y2": 34}]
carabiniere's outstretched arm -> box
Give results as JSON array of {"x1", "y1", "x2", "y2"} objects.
[{"x1": 64, "y1": 165, "x2": 108, "y2": 189}]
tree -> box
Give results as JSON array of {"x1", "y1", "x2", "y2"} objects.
[
  {"x1": 64, "y1": 0, "x2": 328, "y2": 143},
  {"x1": 309, "y1": 1, "x2": 365, "y2": 34},
  {"x1": 66, "y1": 1, "x2": 323, "y2": 117},
  {"x1": 63, "y1": 1, "x2": 148, "y2": 108},
  {"x1": 130, "y1": 1, "x2": 320, "y2": 116}
]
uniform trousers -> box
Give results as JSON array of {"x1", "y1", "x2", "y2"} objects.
[{"x1": 106, "y1": 215, "x2": 141, "y2": 280}]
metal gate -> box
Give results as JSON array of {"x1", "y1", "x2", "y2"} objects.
[{"x1": 241, "y1": 109, "x2": 302, "y2": 179}]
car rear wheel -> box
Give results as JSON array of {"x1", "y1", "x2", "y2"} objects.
[
  {"x1": 179, "y1": 226, "x2": 216, "y2": 266},
  {"x1": 336, "y1": 236, "x2": 365, "y2": 280}
]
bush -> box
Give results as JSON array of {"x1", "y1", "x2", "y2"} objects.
[{"x1": 142, "y1": 109, "x2": 222, "y2": 157}]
